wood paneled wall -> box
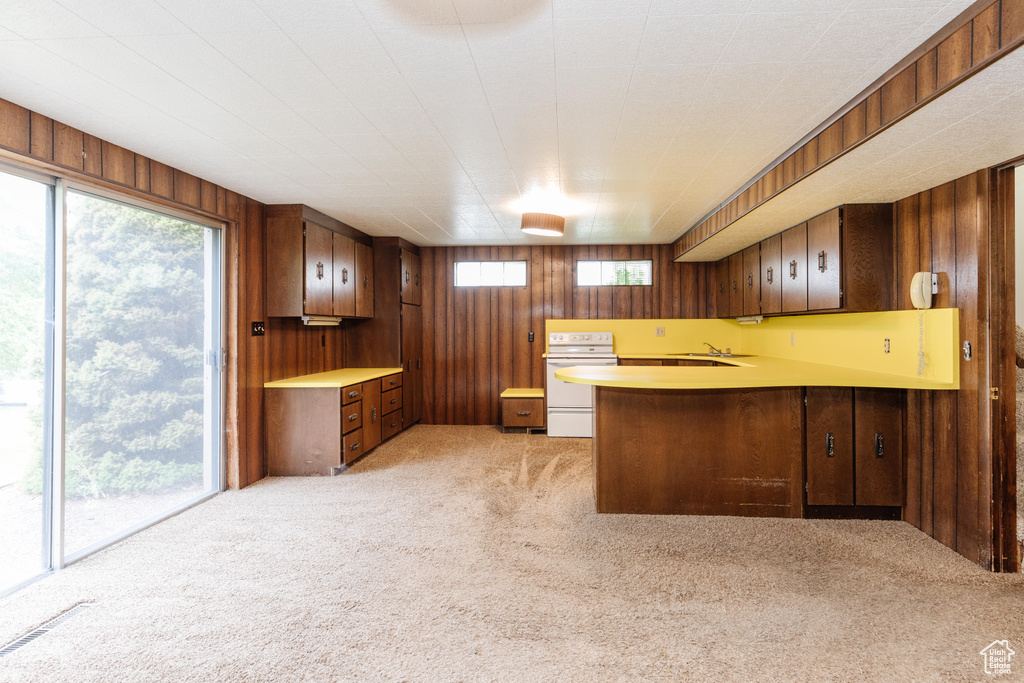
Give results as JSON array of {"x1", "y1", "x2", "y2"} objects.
[
  {"x1": 0, "y1": 96, "x2": 277, "y2": 489},
  {"x1": 418, "y1": 244, "x2": 712, "y2": 425},
  {"x1": 895, "y1": 169, "x2": 1002, "y2": 568},
  {"x1": 674, "y1": 0, "x2": 1024, "y2": 259}
]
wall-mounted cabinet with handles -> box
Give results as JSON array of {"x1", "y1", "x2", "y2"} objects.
[
  {"x1": 266, "y1": 204, "x2": 374, "y2": 320},
  {"x1": 805, "y1": 387, "x2": 903, "y2": 507},
  {"x1": 713, "y1": 204, "x2": 893, "y2": 319},
  {"x1": 401, "y1": 248, "x2": 422, "y2": 305},
  {"x1": 741, "y1": 244, "x2": 760, "y2": 316}
]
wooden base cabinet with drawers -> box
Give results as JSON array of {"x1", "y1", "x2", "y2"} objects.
[{"x1": 267, "y1": 372, "x2": 404, "y2": 475}]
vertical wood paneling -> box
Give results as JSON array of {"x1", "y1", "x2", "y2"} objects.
[
  {"x1": 0, "y1": 100, "x2": 31, "y2": 154},
  {"x1": 150, "y1": 160, "x2": 173, "y2": 199},
  {"x1": 82, "y1": 134, "x2": 102, "y2": 177},
  {"x1": 1005, "y1": 0, "x2": 1024, "y2": 44},
  {"x1": 880, "y1": 64, "x2": 917, "y2": 126},
  {"x1": 973, "y1": 3, "x2": 1000, "y2": 62},
  {"x1": 29, "y1": 112, "x2": 52, "y2": 161},
  {"x1": 937, "y1": 23, "x2": 973, "y2": 88},
  {"x1": 53, "y1": 123, "x2": 84, "y2": 170},
  {"x1": 420, "y1": 245, "x2": 706, "y2": 425},
  {"x1": 101, "y1": 141, "x2": 135, "y2": 187}
]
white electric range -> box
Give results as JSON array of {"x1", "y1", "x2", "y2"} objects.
[{"x1": 545, "y1": 332, "x2": 617, "y2": 438}]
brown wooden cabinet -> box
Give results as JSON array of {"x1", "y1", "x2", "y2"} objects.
[
  {"x1": 715, "y1": 204, "x2": 893, "y2": 319},
  {"x1": 781, "y1": 222, "x2": 808, "y2": 313},
  {"x1": 741, "y1": 243, "x2": 760, "y2": 316},
  {"x1": 267, "y1": 371, "x2": 404, "y2": 474},
  {"x1": 805, "y1": 386, "x2": 903, "y2": 508},
  {"x1": 715, "y1": 257, "x2": 731, "y2": 317},
  {"x1": 332, "y1": 232, "x2": 355, "y2": 317},
  {"x1": 805, "y1": 387, "x2": 854, "y2": 506},
  {"x1": 760, "y1": 233, "x2": 782, "y2": 315},
  {"x1": 355, "y1": 242, "x2": 374, "y2": 318},
  {"x1": 266, "y1": 204, "x2": 374, "y2": 320},
  {"x1": 402, "y1": 302, "x2": 423, "y2": 425},
  {"x1": 401, "y1": 248, "x2": 421, "y2": 305}
]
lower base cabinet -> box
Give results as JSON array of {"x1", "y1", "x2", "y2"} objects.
[
  {"x1": 268, "y1": 372, "x2": 404, "y2": 475},
  {"x1": 806, "y1": 387, "x2": 903, "y2": 507}
]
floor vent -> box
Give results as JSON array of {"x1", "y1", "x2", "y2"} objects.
[{"x1": 0, "y1": 603, "x2": 92, "y2": 659}]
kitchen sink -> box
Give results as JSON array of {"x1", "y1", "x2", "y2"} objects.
[{"x1": 669, "y1": 352, "x2": 755, "y2": 358}]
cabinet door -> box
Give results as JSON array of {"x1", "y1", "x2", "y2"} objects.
[
  {"x1": 806, "y1": 207, "x2": 842, "y2": 310},
  {"x1": 332, "y1": 233, "x2": 355, "y2": 317},
  {"x1": 361, "y1": 380, "x2": 382, "y2": 452},
  {"x1": 805, "y1": 387, "x2": 854, "y2": 506},
  {"x1": 304, "y1": 221, "x2": 334, "y2": 316},
  {"x1": 760, "y1": 234, "x2": 782, "y2": 315},
  {"x1": 854, "y1": 388, "x2": 903, "y2": 507},
  {"x1": 402, "y1": 302, "x2": 422, "y2": 425},
  {"x1": 781, "y1": 223, "x2": 808, "y2": 313},
  {"x1": 728, "y1": 252, "x2": 743, "y2": 317},
  {"x1": 355, "y1": 242, "x2": 374, "y2": 318},
  {"x1": 741, "y1": 244, "x2": 760, "y2": 316},
  {"x1": 715, "y1": 257, "x2": 731, "y2": 318},
  {"x1": 400, "y1": 248, "x2": 421, "y2": 305}
]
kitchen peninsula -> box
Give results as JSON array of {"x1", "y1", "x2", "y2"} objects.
[{"x1": 550, "y1": 310, "x2": 960, "y2": 519}]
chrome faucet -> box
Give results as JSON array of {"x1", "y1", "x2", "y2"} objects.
[{"x1": 702, "y1": 342, "x2": 732, "y2": 357}]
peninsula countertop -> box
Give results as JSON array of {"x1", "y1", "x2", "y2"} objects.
[
  {"x1": 554, "y1": 355, "x2": 958, "y2": 391},
  {"x1": 264, "y1": 367, "x2": 403, "y2": 388}
]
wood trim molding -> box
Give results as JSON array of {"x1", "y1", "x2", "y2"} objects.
[{"x1": 674, "y1": 0, "x2": 1024, "y2": 260}]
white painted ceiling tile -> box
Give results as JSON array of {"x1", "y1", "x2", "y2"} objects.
[
  {"x1": 551, "y1": 0, "x2": 650, "y2": 20},
  {"x1": 291, "y1": 27, "x2": 397, "y2": 74},
  {"x1": 637, "y1": 14, "x2": 741, "y2": 65},
  {"x1": 56, "y1": 0, "x2": 190, "y2": 36},
  {"x1": 553, "y1": 17, "x2": 647, "y2": 69},
  {"x1": 375, "y1": 24, "x2": 474, "y2": 73},
  {"x1": 451, "y1": 0, "x2": 551, "y2": 25},
  {"x1": 159, "y1": 0, "x2": 279, "y2": 34},
  {"x1": 720, "y1": 11, "x2": 837, "y2": 64},
  {"x1": 462, "y1": 20, "x2": 554, "y2": 72},
  {"x1": 648, "y1": 0, "x2": 750, "y2": 15},
  {"x1": 0, "y1": 0, "x2": 104, "y2": 39},
  {"x1": 254, "y1": 0, "x2": 364, "y2": 32}
]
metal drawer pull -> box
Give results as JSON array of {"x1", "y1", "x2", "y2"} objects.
[
  {"x1": 718, "y1": 282, "x2": 724, "y2": 294},
  {"x1": 731, "y1": 279, "x2": 737, "y2": 292},
  {"x1": 766, "y1": 267, "x2": 774, "y2": 285},
  {"x1": 415, "y1": 273, "x2": 420, "y2": 286},
  {"x1": 363, "y1": 274, "x2": 368, "y2": 288},
  {"x1": 746, "y1": 274, "x2": 753, "y2": 288},
  {"x1": 516, "y1": 411, "x2": 531, "y2": 417},
  {"x1": 350, "y1": 442, "x2": 360, "y2": 450},
  {"x1": 371, "y1": 407, "x2": 376, "y2": 423},
  {"x1": 389, "y1": 421, "x2": 397, "y2": 428},
  {"x1": 342, "y1": 267, "x2": 348, "y2": 284},
  {"x1": 789, "y1": 260, "x2": 797, "y2": 279},
  {"x1": 389, "y1": 379, "x2": 397, "y2": 385},
  {"x1": 316, "y1": 262, "x2": 324, "y2": 279},
  {"x1": 818, "y1": 250, "x2": 827, "y2": 272},
  {"x1": 405, "y1": 270, "x2": 410, "y2": 283},
  {"x1": 875, "y1": 433, "x2": 884, "y2": 458},
  {"x1": 348, "y1": 390, "x2": 359, "y2": 399},
  {"x1": 348, "y1": 413, "x2": 358, "y2": 422},
  {"x1": 390, "y1": 398, "x2": 397, "y2": 405},
  {"x1": 826, "y1": 432, "x2": 835, "y2": 458}
]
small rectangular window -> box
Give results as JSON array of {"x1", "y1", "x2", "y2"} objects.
[
  {"x1": 454, "y1": 261, "x2": 527, "y2": 287},
  {"x1": 576, "y1": 260, "x2": 653, "y2": 286}
]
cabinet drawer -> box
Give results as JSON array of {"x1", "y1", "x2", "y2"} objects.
[
  {"x1": 502, "y1": 398, "x2": 544, "y2": 428},
  {"x1": 383, "y1": 387, "x2": 403, "y2": 414},
  {"x1": 341, "y1": 383, "x2": 363, "y2": 405},
  {"x1": 382, "y1": 373, "x2": 402, "y2": 390},
  {"x1": 342, "y1": 400, "x2": 362, "y2": 434},
  {"x1": 343, "y1": 428, "x2": 363, "y2": 465},
  {"x1": 382, "y1": 414, "x2": 403, "y2": 441}
]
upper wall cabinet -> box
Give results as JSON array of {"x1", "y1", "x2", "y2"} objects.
[
  {"x1": 401, "y1": 248, "x2": 421, "y2": 306},
  {"x1": 266, "y1": 204, "x2": 374, "y2": 320},
  {"x1": 714, "y1": 203, "x2": 893, "y2": 319}
]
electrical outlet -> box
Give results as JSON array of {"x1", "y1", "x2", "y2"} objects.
[
  {"x1": 251, "y1": 321, "x2": 265, "y2": 336},
  {"x1": 884, "y1": 338, "x2": 890, "y2": 354},
  {"x1": 790, "y1": 333, "x2": 796, "y2": 346},
  {"x1": 655, "y1": 326, "x2": 665, "y2": 337}
]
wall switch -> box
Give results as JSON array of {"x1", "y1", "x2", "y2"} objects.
[
  {"x1": 790, "y1": 333, "x2": 796, "y2": 346},
  {"x1": 655, "y1": 326, "x2": 665, "y2": 337},
  {"x1": 528, "y1": 332, "x2": 534, "y2": 342},
  {"x1": 251, "y1": 321, "x2": 265, "y2": 336}
]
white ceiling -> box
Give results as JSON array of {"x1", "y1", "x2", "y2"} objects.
[
  {"x1": 0, "y1": 0, "x2": 976, "y2": 245},
  {"x1": 678, "y1": 45, "x2": 1024, "y2": 261}
]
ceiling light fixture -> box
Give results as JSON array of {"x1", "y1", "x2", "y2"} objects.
[{"x1": 520, "y1": 212, "x2": 565, "y2": 237}]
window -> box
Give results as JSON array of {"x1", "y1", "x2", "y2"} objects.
[
  {"x1": 577, "y1": 260, "x2": 653, "y2": 286},
  {"x1": 0, "y1": 169, "x2": 224, "y2": 595},
  {"x1": 454, "y1": 261, "x2": 527, "y2": 287}
]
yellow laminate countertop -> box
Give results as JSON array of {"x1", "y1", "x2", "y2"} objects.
[
  {"x1": 264, "y1": 367, "x2": 403, "y2": 389},
  {"x1": 554, "y1": 355, "x2": 957, "y2": 391}
]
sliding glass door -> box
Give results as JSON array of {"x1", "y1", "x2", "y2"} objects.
[
  {"x1": 0, "y1": 171, "x2": 223, "y2": 594},
  {"x1": 0, "y1": 170, "x2": 53, "y2": 593}
]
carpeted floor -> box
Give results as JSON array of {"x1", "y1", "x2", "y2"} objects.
[{"x1": 1, "y1": 425, "x2": 1022, "y2": 681}]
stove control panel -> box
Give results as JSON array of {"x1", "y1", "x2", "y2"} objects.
[{"x1": 548, "y1": 332, "x2": 613, "y2": 346}]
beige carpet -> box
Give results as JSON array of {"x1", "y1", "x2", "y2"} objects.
[{"x1": 1, "y1": 426, "x2": 1022, "y2": 681}]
